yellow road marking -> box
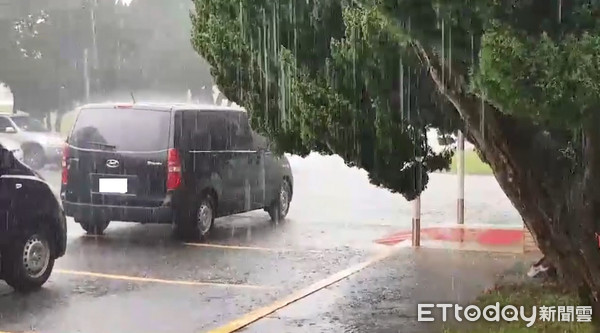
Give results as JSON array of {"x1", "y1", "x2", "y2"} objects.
[
  {"x1": 206, "y1": 246, "x2": 400, "y2": 333},
  {"x1": 55, "y1": 270, "x2": 270, "y2": 290},
  {"x1": 184, "y1": 242, "x2": 322, "y2": 253},
  {"x1": 79, "y1": 235, "x2": 323, "y2": 253}
]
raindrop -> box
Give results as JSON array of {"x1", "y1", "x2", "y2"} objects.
[
  {"x1": 448, "y1": 24, "x2": 452, "y2": 82},
  {"x1": 441, "y1": 17, "x2": 445, "y2": 91},
  {"x1": 407, "y1": 67, "x2": 411, "y2": 124},
  {"x1": 400, "y1": 57, "x2": 404, "y2": 124},
  {"x1": 262, "y1": 8, "x2": 269, "y2": 126},
  {"x1": 470, "y1": 32, "x2": 474, "y2": 68},
  {"x1": 558, "y1": 0, "x2": 562, "y2": 23},
  {"x1": 480, "y1": 92, "x2": 485, "y2": 141}
]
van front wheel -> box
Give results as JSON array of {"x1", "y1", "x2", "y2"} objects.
[{"x1": 268, "y1": 180, "x2": 291, "y2": 223}]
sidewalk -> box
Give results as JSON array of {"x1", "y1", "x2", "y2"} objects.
[{"x1": 240, "y1": 248, "x2": 533, "y2": 333}]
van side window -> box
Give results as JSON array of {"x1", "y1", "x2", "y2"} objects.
[
  {"x1": 251, "y1": 131, "x2": 270, "y2": 151},
  {"x1": 205, "y1": 112, "x2": 229, "y2": 151},
  {"x1": 182, "y1": 110, "x2": 256, "y2": 152},
  {"x1": 183, "y1": 110, "x2": 240, "y2": 151},
  {"x1": 227, "y1": 112, "x2": 253, "y2": 151}
]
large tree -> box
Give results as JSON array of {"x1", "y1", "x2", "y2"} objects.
[{"x1": 191, "y1": 0, "x2": 600, "y2": 318}]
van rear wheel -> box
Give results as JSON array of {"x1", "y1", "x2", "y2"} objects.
[
  {"x1": 79, "y1": 220, "x2": 110, "y2": 235},
  {"x1": 173, "y1": 194, "x2": 215, "y2": 241}
]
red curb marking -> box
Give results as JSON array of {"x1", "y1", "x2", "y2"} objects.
[
  {"x1": 375, "y1": 227, "x2": 524, "y2": 247},
  {"x1": 477, "y1": 229, "x2": 523, "y2": 245}
]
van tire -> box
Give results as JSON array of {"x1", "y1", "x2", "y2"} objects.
[
  {"x1": 268, "y1": 179, "x2": 291, "y2": 223},
  {"x1": 2, "y1": 226, "x2": 55, "y2": 292},
  {"x1": 79, "y1": 220, "x2": 110, "y2": 235},
  {"x1": 173, "y1": 194, "x2": 215, "y2": 241},
  {"x1": 172, "y1": 211, "x2": 196, "y2": 241}
]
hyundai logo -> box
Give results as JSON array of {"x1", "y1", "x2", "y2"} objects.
[{"x1": 106, "y1": 159, "x2": 120, "y2": 168}]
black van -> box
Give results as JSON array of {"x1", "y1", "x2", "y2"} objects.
[{"x1": 60, "y1": 103, "x2": 293, "y2": 239}]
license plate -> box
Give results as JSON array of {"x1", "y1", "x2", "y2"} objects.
[{"x1": 98, "y1": 178, "x2": 128, "y2": 194}]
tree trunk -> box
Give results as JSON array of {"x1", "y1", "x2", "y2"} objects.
[
  {"x1": 55, "y1": 111, "x2": 64, "y2": 133},
  {"x1": 11, "y1": 92, "x2": 16, "y2": 114},
  {"x1": 415, "y1": 42, "x2": 600, "y2": 323},
  {"x1": 45, "y1": 111, "x2": 52, "y2": 131}
]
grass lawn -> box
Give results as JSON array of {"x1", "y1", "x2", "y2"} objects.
[
  {"x1": 443, "y1": 281, "x2": 593, "y2": 333},
  {"x1": 0, "y1": 104, "x2": 12, "y2": 114},
  {"x1": 450, "y1": 149, "x2": 493, "y2": 175},
  {"x1": 59, "y1": 110, "x2": 79, "y2": 139}
]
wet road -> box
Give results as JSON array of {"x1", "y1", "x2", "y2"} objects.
[{"x1": 0, "y1": 154, "x2": 521, "y2": 332}]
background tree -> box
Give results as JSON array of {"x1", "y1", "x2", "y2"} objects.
[
  {"x1": 0, "y1": 0, "x2": 212, "y2": 126},
  {"x1": 121, "y1": 0, "x2": 211, "y2": 99},
  {"x1": 191, "y1": 0, "x2": 600, "y2": 319}
]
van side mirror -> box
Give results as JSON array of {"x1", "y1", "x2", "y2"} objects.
[{"x1": 4, "y1": 127, "x2": 16, "y2": 133}]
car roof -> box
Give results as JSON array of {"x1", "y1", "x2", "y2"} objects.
[{"x1": 79, "y1": 102, "x2": 246, "y2": 113}]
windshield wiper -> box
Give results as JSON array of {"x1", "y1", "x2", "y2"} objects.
[{"x1": 85, "y1": 141, "x2": 117, "y2": 150}]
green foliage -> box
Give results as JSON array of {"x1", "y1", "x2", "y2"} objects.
[
  {"x1": 192, "y1": 0, "x2": 600, "y2": 198},
  {"x1": 474, "y1": 25, "x2": 600, "y2": 127},
  {"x1": 191, "y1": 0, "x2": 458, "y2": 199},
  {"x1": 444, "y1": 281, "x2": 593, "y2": 333},
  {"x1": 450, "y1": 150, "x2": 493, "y2": 175}
]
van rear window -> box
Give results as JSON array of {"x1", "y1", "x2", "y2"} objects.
[{"x1": 69, "y1": 108, "x2": 170, "y2": 152}]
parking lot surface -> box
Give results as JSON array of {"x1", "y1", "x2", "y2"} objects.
[{"x1": 0, "y1": 154, "x2": 520, "y2": 333}]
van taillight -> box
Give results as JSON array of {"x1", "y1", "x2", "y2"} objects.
[
  {"x1": 166, "y1": 148, "x2": 182, "y2": 190},
  {"x1": 61, "y1": 143, "x2": 69, "y2": 185}
]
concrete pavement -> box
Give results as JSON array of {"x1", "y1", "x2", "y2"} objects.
[
  {"x1": 241, "y1": 249, "x2": 523, "y2": 333},
  {"x1": 0, "y1": 153, "x2": 525, "y2": 333}
]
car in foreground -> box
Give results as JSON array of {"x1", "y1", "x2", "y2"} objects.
[
  {"x1": 61, "y1": 103, "x2": 293, "y2": 240},
  {"x1": 0, "y1": 114, "x2": 65, "y2": 169},
  {"x1": 0, "y1": 144, "x2": 67, "y2": 292}
]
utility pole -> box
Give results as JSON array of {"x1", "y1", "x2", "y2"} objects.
[
  {"x1": 457, "y1": 130, "x2": 465, "y2": 225},
  {"x1": 412, "y1": 196, "x2": 421, "y2": 247}
]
